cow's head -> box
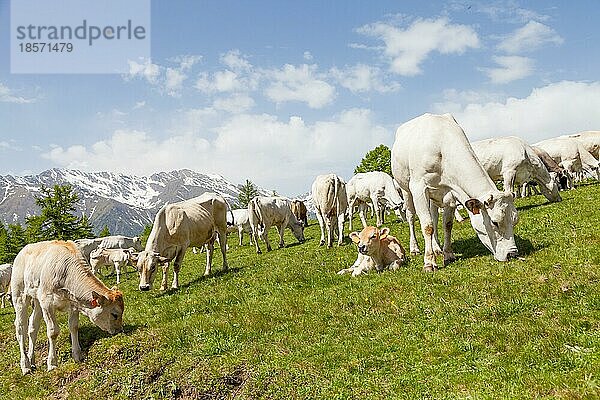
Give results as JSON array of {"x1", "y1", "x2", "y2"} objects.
[
  {"x1": 137, "y1": 250, "x2": 170, "y2": 291},
  {"x1": 289, "y1": 218, "x2": 305, "y2": 243},
  {"x1": 350, "y1": 226, "x2": 388, "y2": 257},
  {"x1": 538, "y1": 176, "x2": 562, "y2": 202},
  {"x1": 82, "y1": 287, "x2": 124, "y2": 335},
  {"x1": 465, "y1": 192, "x2": 519, "y2": 261}
]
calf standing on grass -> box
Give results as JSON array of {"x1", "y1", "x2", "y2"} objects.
[
  {"x1": 89, "y1": 247, "x2": 137, "y2": 284},
  {"x1": 338, "y1": 226, "x2": 407, "y2": 277},
  {"x1": 0, "y1": 263, "x2": 12, "y2": 308},
  {"x1": 11, "y1": 240, "x2": 124, "y2": 375}
]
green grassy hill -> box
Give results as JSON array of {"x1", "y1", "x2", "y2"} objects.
[{"x1": 1, "y1": 184, "x2": 599, "y2": 399}]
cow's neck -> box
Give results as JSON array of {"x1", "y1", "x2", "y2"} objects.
[
  {"x1": 444, "y1": 147, "x2": 499, "y2": 204},
  {"x1": 63, "y1": 258, "x2": 112, "y2": 305}
]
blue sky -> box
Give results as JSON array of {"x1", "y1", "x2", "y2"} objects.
[{"x1": 1, "y1": 0, "x2": 600, "y2": 194}]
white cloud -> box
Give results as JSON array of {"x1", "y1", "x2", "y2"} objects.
[
  {"x1": 170, "y1": 55, "x2": 202, "y2": 70},
  {"x1": 264, "y1": 64, "x2": 336, "y2": 108},
  {"x1": 438, "y1": 81, "x2": 600, "y2": 143},
  {"x1": 0, "y1": 83, "x2": 36, "y2": 104},
  {"x1": 330, "y1": 64, "x2": 401, "y2": 93},
  {"x1": 195, "y1": 69, "x2": 258, "y2": 94},
  {"x1": 126, "y1": 58, "x2": 161, "y2": 84},
  {"x1": 303, "y1": 51, "x2": 313, "y2": 61},
  {"x1": 165, "y1": 68, "x2": 187, "y2": 97},
  {"x1": 498, "y1": 21, "x2": 563, "y2": 54},
  {"x1": 133, "y1": 101, "x2": 146, "y2": 109},
  {"x1": 41, "y1": 109, "x2": 391, "y2": 194},
  {"x1": 480, "y1": 55, "x2": 533, "y2": 84},
  {"x1": 220, "y1": 50, "x2": 252, "y2": 71},
  {"x1": 212, "y1": 94, "x2": 255, "y2": 113},
  {"x1": 357, "y1": 17, "x2": 480, "y2": 76}
]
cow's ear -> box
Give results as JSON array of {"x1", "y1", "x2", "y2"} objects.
[
  {"x1": 91, "y1": 291, "x2": 106, "y2": 308},
  {"x1": 484, "y1": 194, "x2": 495, "y2": 208},
  {"x1": 465, "y1": 199, "x2": 483, "y2": 215},
  {"x1": 350, "y1": 232, "x2": 360, "y2": 244},
  {"x1": 379, "y1": 227, "x2": 389, "y2": 240}
]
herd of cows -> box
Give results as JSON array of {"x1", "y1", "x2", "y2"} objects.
[{"x1": 1, "y1": 112, "x2": 599, "y2": 375}]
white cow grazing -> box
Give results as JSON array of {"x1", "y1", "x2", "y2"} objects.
[
  {"x1": 248, "y1": 196, "x2": 305, "y2": 254},
  {"x1": 347, "y1": 171, "x2": 405, "y2": 230},
  {"x1": 311, "y1": 174, "x2": 349, "y2": 247},
  {"x1": 392, "y1": 113, "x2": 519, "y2": 271},
  {"x1": 74, "y1": 235, "x2": 143, "y2": 263},
  {"x1": 11, "y1": 240, "x2": 124, "y2": 375},
  {"x1": 567, "y1": 131, "x2": 600, "y2": 159},
  {"x1": 89, "y1": 247, "x2": 136, "y2": 284},
  {"x1": 137, "y1": 192, "x2": 229, "y2": 291},
  {"x1": 0, "y1": 263, "x2": 12, "y2": 308},
  {"x1": 471, "y1": 136, "x2": 561, "y2": 202},
  {"x1": 535, "y1": 137, "x2": 600, "y2": 187},
  {"x1": 227, "y1": 208, "x2": 254, "y2": 246}
]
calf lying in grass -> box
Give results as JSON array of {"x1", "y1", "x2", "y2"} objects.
[{"x1": 338, "y1": 226, "x2": 407, "y2": 277}]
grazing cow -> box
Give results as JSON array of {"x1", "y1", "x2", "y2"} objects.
[
  {"x1": 337, "y1": 226, "x2": 406, "y2": 277},
  {"x1": 392, "y1": 113, "x2": 519, "y2": 271},
  {"x1": 347, "y1": 171, "x2": 404, "y2": 230},
  {"x1": 1, "y1": 263, "x2": 12, "y2": 308},
  {"x1": 567, "y1": 131, "x2": 600, "y2": 159},
  {"x1": 471, "y1": 136, "x2": 561, "y2": 202},
  {"x1": 290, "y1": 199, "x2": 309, "y2": 227},
  {"x1": 311, "y1": 174, "x2": 349, "y2": 247},
  {"x1": 227, "y1": 208, "x2": 254, "y2": 246},
  {"x1": 248, "y1": 196, "x2": 305, "y2": 254},
  {"x1": 74, "y1": 235, "x2": 143, "y2": 263},
  {"x1": 137, "y1": 193, "x2": 229, "y2": 291},
  {"x1": 535, "y1": 137, "x2": 600, "y2": 187},
  {"x1": 11, "y1": 240, "x2": 124, "y2": 375},
  {"x1": 89, "y1": 247, "x2": 137, "y2": 284}
]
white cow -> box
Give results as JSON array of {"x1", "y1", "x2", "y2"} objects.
[
  {"x1": 311, "y1": 174, "x2": 348, "y2": 247},
  {"x1": 346, "y1": 171, "x2": 404, "y2": 230},
  {"x1": 471, "y1": 136, "x2": 561, "y2": 202},
  {"x1": 11, "y1": 240, "x2": 124, "y2": 375},
  {"x1": 248, "y1": 196, "x2": 305, "y2": 254},
  {"x1": 535, "y1": 137, "x2": 600, "y2": 187},
  {"x1": 227, "y1": 208, "x2": 254, "y2": 246},
  {"x1": 567, "y1": 131, "x2": 600, "y2": 159},
  {"x1": 392, "y1": 113, "x2": 519, "y2": 271},
  {"x1": 74, "y1": 235, "x2": 143, "y2": 263},
  {"x1": 89, "y1": 247, "x2": 137, "y2": 284},
  {"x1": 0, "y1": 263, "x2": 12, "y2": 308},
  {"x1": 137, "y1": 192, "x2": 229, "y2": 291}
]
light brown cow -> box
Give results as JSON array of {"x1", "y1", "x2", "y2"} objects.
[
  {"x1": 290, "y1": 199, "x2": 308, "y2": 227},
  {"x1": 90, "y1": 247, "x2": 137, "y2": 284},
  {"x1": 338, "y1": 226, "x2": 407, "y2": 277},
  {"x1": 0, "y1": 263, "x2": 12, "y2": 308},
  {"x1": 11, "y1": 240, "x2": 124, "y2": 375}
]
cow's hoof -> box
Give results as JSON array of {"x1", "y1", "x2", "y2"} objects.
[
  {"x1": 160, "y1": 285, "x2": 167, "y2": 291},
  {"x1": 443, "y1": 254, "x2": 456, "y2": 266},
  {"x1": 319, "y1": 240, "x2": 325, "y2": 246},
  {"x1": 423, "y1": 264, "x2": 438, "y2": 273},
  {"x1": 410, "y1": 250, "x2": 420, "y2": 256}
]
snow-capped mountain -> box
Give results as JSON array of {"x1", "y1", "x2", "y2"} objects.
[{"x1": 0, "y1": 169, "x2": 271, "y2": 236}]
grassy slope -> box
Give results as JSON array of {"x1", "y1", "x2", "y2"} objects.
[{"x1": 0, "y1": 184, "x2": 599, "y2": 399}]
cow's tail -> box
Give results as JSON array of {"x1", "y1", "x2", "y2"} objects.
[
  {"x1": 222, "y1": 196, "x2": 235, "y2": 227},
  {"x1": 249, "y1": 197, "x2": 265, "y2": 233},
  {"x1": 332, "y1": 174, "x2": 341, "y2": 219}
]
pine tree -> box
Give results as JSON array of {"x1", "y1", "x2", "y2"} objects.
[
  {"x1": 354, "y1": 144, "x2": 392, "y2": 176},
  {"x1": 0, "y1": 222, "x2": 8, "y2": 263},
  {"x1": 26, "y1": 184, "x2": 90, "y2": 241},
  {"x1": 139, "y1": 224, "x2": 152, "y2": 248},
  {"x1": 98, "y1": 225, "x2": 111, "y2": 237},
  {"x1": 5, "y1": 223, "x2": 27, "y2": 262},
  {"x1": 238, "y1": 179, "x2": 258, "y2": 208}
]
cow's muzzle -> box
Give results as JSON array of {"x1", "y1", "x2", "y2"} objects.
[
  {"x1": 139, "y1": 284, "x2": 150, "y2": 292},
  {"x1": 358, "y1": 244, "x2": 367, "y2": 255}
]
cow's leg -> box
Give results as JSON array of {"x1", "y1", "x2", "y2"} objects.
[
  {"x1": 315, "y1": 210, "x2": 326, "y2": 246},
  {"x1": 14, "y1": 294, "x2": 32, "y2": 374},
  {"x1": 114, "y1": 262, "x2": 121, "y2": 285},
  {"x1": 218, "y1": 228, "x2": 228, "y2": 272},
  {"x1": 503, "y1": 170, "x2": 517, "y2": 195},
  {"x1": 371, "y1": 196, "x2": 383, "y2": 227},
  {"x1": 358, "y1": 203, "x2": 368, "y2": 228},
  {"x1": 442, "y1": 206, "x2": 456, "y2": 265},
  {"x1": 409, "y1": 182, "x2": 437, "y2": 271},
  {"x1": 238, "y1": 226, "x2": 244, "y2": 246},
  {"x1": 172, "y1": 250, "x2": 185, "y2": 288},
  {"x1": 326, "y1": 217, "x2": 334, "y2": 248},
  {"x1": 205, "y1": 240, "x2": 215, "y2": 276},
  {"x1": 277, "y1": 224, "x2": 285, "y2": 248},
  {"x1": 68, "y1": 309, "x2": 82, "y2": 362},
  {"x1": 41, "y1": 303, "x2": 60, "y2": 371},
  {"x1": 337, "y1": 212, "x2": 345, "y2": 246},
  {"x1": 429, "y1": 203, "x2": 443, "y2": 256},
  {"x1": 348, "y1": 200, "x2": 355, "y2": 231},
  {"x1": 262, "y1": 224, "x2": 272, "y2": 252},
  {"x1": 27, "y1": 299, "x2": 43, "y2": 367},
  {"x1": 160, "y1": 262, "x2": 170, "y2": 291},
  {"x1": 402, "y1": 189, "x2": 420, "y2": 255},
  {"x1": 252, "y1": 225, "x2": 262, "y2": 254}
]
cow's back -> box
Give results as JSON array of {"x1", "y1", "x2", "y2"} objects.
[{"x1": 312, "y1": 174, "x2": 346, "y2": 214}]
